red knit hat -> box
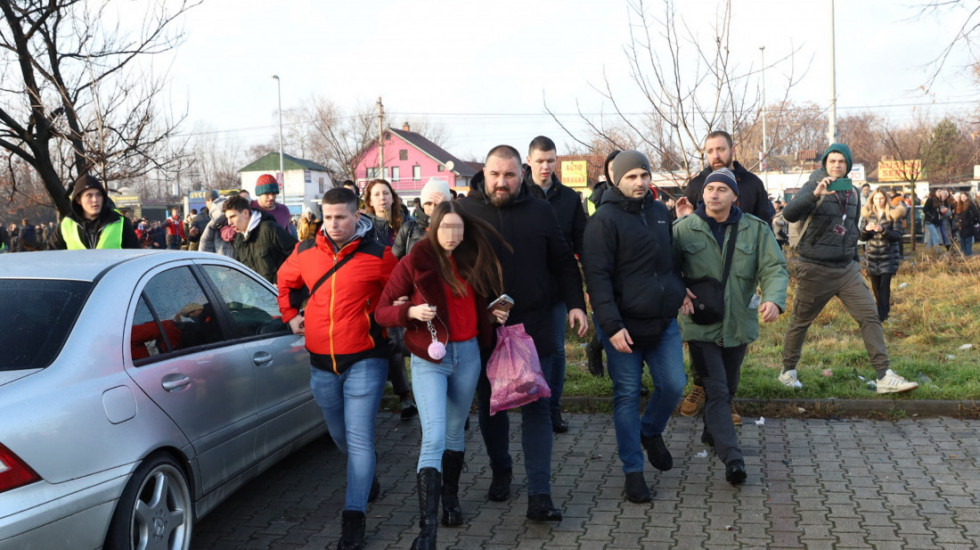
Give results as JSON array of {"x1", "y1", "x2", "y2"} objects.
[{"x1": 255, "y1": 174, "x2": 279, "y2": 195}]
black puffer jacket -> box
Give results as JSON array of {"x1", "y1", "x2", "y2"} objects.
[
  {"x1": 457, "y1": 172, "x2": 586, "y2": 356},
  {"x1": 782, "y1": 144, "x2": 861, "y2": 268},
  {"x1": 583, "y1": 187, "x2": 686, "y2": 345},
  {"x1": 392, "y1": 209, "x2": 429, "y2": 258},
  {"x1": 685, "y1": 161, "x2": 775, "y2": 226},
  {"x1": 859, "y1": 203, "x2": 904, "y2": 276}
]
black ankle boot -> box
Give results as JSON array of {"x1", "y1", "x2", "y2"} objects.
[
  {"x1": 526, "y1": 493, "x2": 562, "y2": 522},
  {"x1": 337, "y1": 510, "x2": 365, "y2": 550},
  {"x1": 441, "y1": 450, "x2": 465, "y2": 526},
  {"x1": 410, "y1": 468, "x2": 441, "y2": 550}
]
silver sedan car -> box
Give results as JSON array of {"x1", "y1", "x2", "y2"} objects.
[{"x1": 0, "y1": 250, "x2": 326, "y2": 550}]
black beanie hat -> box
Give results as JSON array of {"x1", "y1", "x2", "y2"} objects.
[
  {"x1": 73, "y1": 175, "x2": 106, "y2": 199},
  {"x1": 704, "y1": 168, "x2": 739, "y2": 196},
  {"x1": 610, "y1": 150, "x2": 651, "y2": 186}
]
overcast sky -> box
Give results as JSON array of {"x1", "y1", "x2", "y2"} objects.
[{"x1": 159, "y1": 0, "x2": 976, "y2": 161}]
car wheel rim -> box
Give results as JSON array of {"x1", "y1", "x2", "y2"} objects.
[{"x1": 131, "y1": 463, "x2": 192, "y2": 550}]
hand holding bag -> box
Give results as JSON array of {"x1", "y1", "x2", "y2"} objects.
[
  {"x1": 685, "y1": 223, "x2": 738, "y2": 326},
  {"x1": 486, "y1": 323, "x2": 551, "y2": 416}
]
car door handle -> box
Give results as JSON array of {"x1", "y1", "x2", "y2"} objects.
[
  {"x1": 161, "y1": 374, "x2": 191, "y2": 392},
  {"x1": 252, "y1": 351, "x2": 274, "y2": 367}
]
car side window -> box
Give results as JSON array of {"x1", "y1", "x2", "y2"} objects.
[
  {"x1": 201, "y1": 265, "x2": 287, "y2": 338},
  {"x1": 131, "y1": 267, "x2": 223, "y2": 360}
]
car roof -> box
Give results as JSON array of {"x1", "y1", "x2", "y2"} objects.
[{"x1": 0, "y1": 250, "x2": 225, "y2": 281}]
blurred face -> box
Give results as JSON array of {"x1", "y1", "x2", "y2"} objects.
[
  {"x1": 825, "y1": 152, "x2": 848, "y2": 178},
  {"x1": 873, "y1": 192, "x2": 887, "y2": 209},
  {"x1": 225, "y1": 208, "x2": 251, "y2": 233},
  {"x1": 368, "y1": 184, "x2": 393, "y2": 216},
  {"x1": 938, "y1": 189, "x2": 949, "y2": 200},
  {"x1": 170, "y1": 208, "x2": 179, "y2": 217},
  {"x1": 527, "y1": 148, "x2": 557, "y2": 186},
  {"x1": 484, "y1": 154, "x2": 522, "y2": 207},
  {"x1": 704, "y1": 136, "x2": 734, "y2": 170},
  {"x1": 616, "y1": 167, "x2": 651, "y2": 198},
  {"x1": 436, "y1": 212, "x2": 465, "y2": 253},
  {"x1": 78, "y1": 189, "x2": 104, "y2": 220},
  {"x1": 257, "y1": 192, "x2": 277, "y2": 210},
  {"x1": 422, "y1": 201, "x2": 436, "y2": 216},
  {"x1": 322, "y1": 202, "x2": 359, "y2": 244},
  {"x1": 703, "y1": 181, "x2": 736, "y2": 219}
]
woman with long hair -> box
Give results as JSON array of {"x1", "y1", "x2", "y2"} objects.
[
  {"x1": 923, "y1": 187, "x2": 954, "y2": 252},
  {"x1": 953, "y1": 191, "x2": 980, "y2": 257},
  {"x1": 859, "y1": 189, "x2": 905, "y2": 322},
  {"x1": 376, "y1": 201, "x2": 508, "y2": 550},
  {"x1": 362, "y1": 178, "x2": 416, "y2": 417}
]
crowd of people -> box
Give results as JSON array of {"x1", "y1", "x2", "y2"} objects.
[{"x1": 4, "y1": 135, "x2": 980, "y2": 550}]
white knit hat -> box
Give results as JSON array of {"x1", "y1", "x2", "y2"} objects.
[{"x1": 420, "y1": 177, "x2": 451, "y2": 205}]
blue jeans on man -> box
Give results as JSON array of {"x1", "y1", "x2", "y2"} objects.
[
  {"x1": 410, "y1": 338, "x2": 482, "y2": 471},
  {"x1": 309, "y1": 358, "x2": 387, "y2": 512},
  {"x1": 597, "y1": 320, "x2": 685, "y2": 473}
]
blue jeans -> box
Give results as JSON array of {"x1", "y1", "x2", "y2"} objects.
[
  {"x1": 926, "y1": 222, "x2": 951, "y2": 249},
  {"x1": 597, "y1": 320, "x2": 685, "y2": 473},
  {"x1": 411, "y1": 338, "x2": 482, "y2": 471},
  {"x1": 547, "y1": 302, "x2": 567, "y2": 414},
  {"x1": 960, "y1": 235, "x2": 975, "y2": 257},
  {"x1": 477, "y1": 351, "x2": 554, "y2": 495},
  {"x1": 310, "y1": 358, "x2": 387, "y2": 512}
]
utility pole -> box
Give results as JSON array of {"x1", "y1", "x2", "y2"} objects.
[
  {"x1": 273, "y1": 75, "x2": 284, "y2": 183},
  {"x1": 760, "y1": 45, "x2": 768, "y2": 187},
  {"x1": 377, "y1": 97, "x2": 385, "y2": 178},
  {"x1": 828, "y1": 0, "x2": 838, "y2": 144}
]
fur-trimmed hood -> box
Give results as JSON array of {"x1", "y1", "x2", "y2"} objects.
[{"x1": 861, "y1": 201, "x2": 906, "y2": 222}]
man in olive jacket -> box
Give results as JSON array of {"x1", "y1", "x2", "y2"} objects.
[
  {"x1": 223, "y1": 195, "x2": 297, "y2": 284},
  {"x1": 673, "y1": 167, "x2": 787, "y2": 485}
]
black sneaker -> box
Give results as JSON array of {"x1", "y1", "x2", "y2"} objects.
[
  {"x1": 624, "y1": 472, "x2": 652, "y2": 503},
  {"x1": 725, "y1": 459, "x2": 747, "y2": 485},
  {"x1": 487, "y1": 468, "x2": 512, "y2": 501},
  {"x1": 400, "y1": 399, "x2": 418, "y2": 420},
  {"x1": 526, "y1": 494, "x2": 562, "y2": 522},
  {"x1": 640, "y1": 434, "x2": 673, "y2": 471},
  {"x1": 552, "y1": 410, "x2": 569, "y2": 434}
]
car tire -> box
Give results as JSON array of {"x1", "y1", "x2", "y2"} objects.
[{"x1": 104, "y1": 454, "x2": 193, "y2": 550}]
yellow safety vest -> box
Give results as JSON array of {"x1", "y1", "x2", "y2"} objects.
[{"x1": 61, "y1": 216, "x2": 124, "y2": 249}]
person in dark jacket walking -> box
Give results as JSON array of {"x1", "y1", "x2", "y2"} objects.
[
  {"x1": 678, "y1": 130, "x2": 775, "y2": 419},
  {"x1": 778, "y1": 143, "x2": 917, "y2": 394},
  {"x1": 393, "y1": 178, "x2": 451, "y2": 258},
  {"x1": 458, "y1": 145, "x2": 588, "y2": 522},
  {"x1": 583, "y1": 150, "x2": 692, "y2": 503},
  {"x1": 523, "y1": 135, "x2": 587, "y2": 434},
  {"x1": 377, "y1": 201, "x2": 508, "y2": 549},
  {"x1": 50, "y1": 175, "x2": 140, "y2": 250},
  {"x1": 953, "y1": 191, "x2": 979, "y2": 257},
  {"x1": 859, "y1": 189, "x2": 905, "y2": 321},
  {"x1": 223, "y1": 195, "x2": 297, "y2": 284}
]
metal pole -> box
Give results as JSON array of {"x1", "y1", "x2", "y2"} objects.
[
  {"x1": 760, "y1": 45, "x2": 768, "y2": 187},
  {"x1": 377, "y1": 97, "x2": 385, "y2": 177},
  {"x1": 828, "y1": 0, "x2": 837, "y2": 144},
  {"x1": 273, "y1": 75, "x2": 284, "y2": 182}
]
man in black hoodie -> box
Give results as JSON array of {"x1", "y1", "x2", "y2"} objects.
[
  {"x1": 524, "y1": 135, "x2": 587, "y2": 434},
  {"x1": 458, "y1": 145, "x2": 588, "y2": 523},
  {"x1": 679, "y1": 130, "x2": 775, "y2": 420}
]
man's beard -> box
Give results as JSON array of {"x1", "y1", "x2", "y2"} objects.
[{"x1": 490, "y1": 187, "x2": 512, "y2": 207}]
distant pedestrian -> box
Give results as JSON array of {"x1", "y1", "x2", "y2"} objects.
[
  {"x1": 163, "y1": 207, "x2": 185, "y2": 249},
  {"x1": 859, "y1": 189, "x2": 905, "y2": 321},
  {"x1": 953, "y1": 191, "x2": 979, "y2": 257},
  {"x1": 923, "y1": 188, "x2": 954, "y2": 252}
]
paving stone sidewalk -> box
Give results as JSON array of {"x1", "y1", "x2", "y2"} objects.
[{"x1": 193, "y1": 413, "x2": 980, "y2": 549}]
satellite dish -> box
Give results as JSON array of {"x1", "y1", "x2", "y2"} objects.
[{"x1": 444, "y1": 160, "x2": 455, "y2": 171}]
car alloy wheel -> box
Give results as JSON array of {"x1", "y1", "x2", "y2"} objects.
[{"x1": 105, "y1": 454, "x2": 193, "y2": 550}]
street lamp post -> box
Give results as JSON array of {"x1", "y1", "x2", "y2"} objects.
[
  {"x1": 272, "y1": 75, "x2": 284, "y2": 184},
  {"x1": 760, "y1": 45, "x2": 768, "y2": 187}
]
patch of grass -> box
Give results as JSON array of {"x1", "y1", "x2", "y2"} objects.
[{"x1": 563, "y1": 249, "x2": 980, "y2": 401}]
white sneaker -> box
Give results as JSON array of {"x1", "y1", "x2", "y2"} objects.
[
  {"x1": 876, "y1": 369, "x2": 919, "y2": 394},
  {"x1": 778, "y1": 369, "x2": 803, "y2": 389}
]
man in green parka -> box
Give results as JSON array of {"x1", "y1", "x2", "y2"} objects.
[{"x1": 673, "y1": 168, "x2": 788, "y2": 485}]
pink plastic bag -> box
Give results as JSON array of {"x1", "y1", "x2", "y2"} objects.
[{"x1": 486, "y1": 323, "x2": 551, "y2": 416}]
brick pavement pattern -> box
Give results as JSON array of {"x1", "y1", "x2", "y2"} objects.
[{"x1": 193, "y1": 414, "x2": 980, "y2": 549}]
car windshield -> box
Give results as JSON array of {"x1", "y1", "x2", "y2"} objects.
[{"x1": 0, "y1": 279, "x2": 92, "y2": 371}]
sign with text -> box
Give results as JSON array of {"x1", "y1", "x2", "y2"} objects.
[
  {"x1": 561, "y1": 160, "x2": 588, "y2": 188},
  {"x1": 877, "y1": 160, "x2": 921, "y2": 182}
]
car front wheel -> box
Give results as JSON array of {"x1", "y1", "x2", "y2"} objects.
[{"x1": 105, "y1": 454, "x2": 193, "y2": 550}]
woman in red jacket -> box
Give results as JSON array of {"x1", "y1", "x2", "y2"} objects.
[{"x1": 376, "y1": 201, "x2": 508, "y2": 550}]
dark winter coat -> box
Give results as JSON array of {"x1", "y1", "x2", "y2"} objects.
[
  {"x1": 392, "y1": 209, "x2": 429, "y2": 258},
  {"x1": 233, "y1": 211, "x2": 297, "y2": 284},
  {"x1": 583, "y1": 187, "x2": 687, "y2": 346},
  {"x1": 457, "y1": 172, "x2": 586, "y2": 356},
  {"x1": 953, "y1": 201, "x2": 980, "y2": 238},
  {"x1": 859, "y1": 203, "x2": 905, "y2": 276},
  {"x1": 523, "y1": 169, "x2": 587, "y2": 257},
  {"x1": 782, "y1": 143, "x2": 861, "y2": 268},
  {"x1": 923, "y1": 196, "x2": 954, "y2": 226},
  {"x1": 376, "y1": 238, "x2": 494, "y2": 362},
  {"x1": 49, "y1": 197, "x2": 140, "y2": 250},
  {"x1": 364, "y1": 212, "x2": 398, "y2": 246},
  {"x1": 685, "y1": 160, "x2": 775, "y2": 226}
]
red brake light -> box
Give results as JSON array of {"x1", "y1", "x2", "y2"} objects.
[{"x1": 0, "y1": 443, "x2": 40, "y2": 492}]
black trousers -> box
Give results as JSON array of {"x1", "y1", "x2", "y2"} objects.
[
  {"x1": 868, "y1": 272, "x2": 893, "y2": 322},
  {"x1": 687, "y1": 341, "x2": 747, "y2": 465}
]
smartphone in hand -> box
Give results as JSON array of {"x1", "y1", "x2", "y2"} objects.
[{"x1": 487, "y1": 294, "x2": 515, "y2": 312}]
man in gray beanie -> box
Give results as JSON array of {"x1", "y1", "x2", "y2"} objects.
[{"x1": 583, "y1": 150, "x2": 692, "y2": 503}]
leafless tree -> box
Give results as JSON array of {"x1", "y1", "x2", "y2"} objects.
[
  {"x1": 917, "y1": 0, "x2": 980, "y2": 90},
  {"x1": 0, "y1": 0, "x2": 199, "y2": 216}
]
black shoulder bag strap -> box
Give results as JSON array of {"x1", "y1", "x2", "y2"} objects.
[
  {"x1": 309, "y1": 249, "x2": 357, "y2": 297},
  {"x1": 720, "y1": 223, "x2": 739, "y2": 289}
]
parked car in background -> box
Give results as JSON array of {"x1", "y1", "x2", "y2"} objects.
[{"x1": 0, "y1": 250, "x2": 325, "y2": 549}]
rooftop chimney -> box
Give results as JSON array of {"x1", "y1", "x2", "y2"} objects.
[{"x1": 402, "y1": 122, "x2": 411, "y2": 132}]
